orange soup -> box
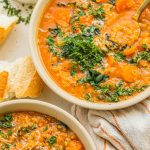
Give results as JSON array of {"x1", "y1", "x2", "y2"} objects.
[
  {"x1": 37, "y1": 0, "x2": 150, "y2": 103},
  {"x1": 0, "y1": 112, "x2": 84, "y2": 149}
]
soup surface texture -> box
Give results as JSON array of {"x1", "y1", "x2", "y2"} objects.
[
  {"x1": 0, "y1": 112, "x2": 84, "y2": 150},
  {"x1": 38, "y1": 0, "x2": 150, "y2": 103}
]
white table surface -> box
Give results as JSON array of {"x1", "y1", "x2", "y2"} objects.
[{"x1": 0, "y1": 1, "x2": 73, "y2": 113}]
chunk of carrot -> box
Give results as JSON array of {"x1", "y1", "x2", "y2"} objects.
[
  {"x1": 54, "y1": 8, "x2": 71, "y2": 27},
  {"x1": 66, "y1": 141, "x2": 84, "y2": 150},
  {"x1": 123, "y1": 47, "x2": 136, "y2": 56},
  {"x1": 107, "y1": 55, "x2": 116, "y2": 66},
  {"x1": 0, "y1": 71, "x2": 8, "y2": 100},
  {"x1": 121, "y1": 64, "x2": 140, "y2": 82},
  {"x1": 116, "y1": 0, "x2": 135, "y2": 12},
  {"x1": 139, "y1": 60, "x2": 149, "y2": 67},
  {"x1": 80, "y1": 15, "x2": 93, "y2": 26}
]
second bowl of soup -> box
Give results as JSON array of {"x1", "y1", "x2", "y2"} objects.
[{"x1": 0, "y1": 99, "x2": 95, "y2": 149}]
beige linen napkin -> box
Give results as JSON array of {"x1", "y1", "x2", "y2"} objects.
[{"x1": 72, "y1": 98, "x2": 150, "y2": 150}]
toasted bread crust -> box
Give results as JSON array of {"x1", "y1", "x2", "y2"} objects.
[
  {"x1": 0, "y1": 71, "x2": 8, "y2": 100},
  {"x1": 18, "y1": 72, "x2": 44, "y2": 98},
  {"x1": 13, "y1": 57, "x2": 44, "y2": 98},
  {"x1": 0, "y1": 14, "x2": 18, "y2": 45},
  {"x1": 0, "y1": 57, "x2": 44, "y2": 100}
]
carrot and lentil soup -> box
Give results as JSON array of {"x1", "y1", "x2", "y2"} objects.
[
  {"x1": 37, "y1": 0, "x2": 150, "y2": 103},
  {"x1": 0, "y1": 112, "x2": 84, "y2": 150}
]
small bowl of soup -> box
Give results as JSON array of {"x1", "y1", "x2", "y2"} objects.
[
  {"x1": 0, "y1": 99, "x2": 96, "y2": 149},
  {"x1": 29, "y1": 0, "x2": 150, "y2": 110}
]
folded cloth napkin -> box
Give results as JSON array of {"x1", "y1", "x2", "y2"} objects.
[{"x1": 72, "y1": 98, "x2": 150, "y2": 150}]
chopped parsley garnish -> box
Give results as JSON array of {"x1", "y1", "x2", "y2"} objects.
[
  {"x1": 46, "y1": 36, "x2": 57, "y2": 55},
  {"x1": 105, "y1": 34, "x2": 121, "y2": 51},
  {"x1": 70, "y1": 62, "x2": 78, "y2": 77},
  {"x1": 89, "y1": 5, "x2": 105, "y2": 20},
  {"x1": 72, "y1": 24, "x2": 85, "y2": 32},
  {"x1": 82, "y1": 26, "x2": 100, "y2": 37},
  {"x1": 25, "y1": 13, "x2": 32, "y2": 24},
  {"x1": 19, "y1": 127, "x2": 30, "y2": 134},
  {"x1": 47, "y1": 136, "x2": 57, "y2": 145},
  {"x1": 113, "y1": 44, "x2": 150, "y2": 64},
  {"x1": 43, "y1": 125, "x2": 48, "y2": 131},
  {"x1": 31, "y1": 124, "x2": 37, "y2": 130},
  {"x1": 98, "y1": 83, "x2": 147, "y2": 102},
  {"x1": 57, "y1": 2, "x2": 66, "y2": 7},
  {"x1": 72, "y1": 25, "x2": 77, "y2": 31},
  {"x1": 0, "y1": 130, "x2": 8, "y2": 139},
  {"x1": 17, "y1": 125, "x2": 36, "y2": 136},
  {"x1": 7, "y1": 130, "x2": 13, "y2": 136},
  {"x1": 114, "y1": 52, "x2": 126, "y2": 62},
  {"x1": 78, "y1": 70, "x2": 109, "y2": 85},
  {"x1": 46, "y1": 27, "x2": 64, "y2": 55},
  {"x1": 1, "y1": 143, "x2": 10, "y2": 150},
  {"x1": 79, "y1": 24, "x2": 85, "y2": 32},
  {"x1": 60, "y1": 34, "x2": 105, "y2": 71},
  {"x1": 79, "y1": 74, "x2": 147, "y2": 102},
  {"x1": 105, "y1": 34, "x2": 129, "y2": 51},
  {"x1": 85, "y1": 93, "x2": 93, "y2": 102},
  {"x1": 70, "y1": 70, "x2": 77, "y2": 77},
  {"x1": 130, "y1": 44, "x2": 150, "y2": 63},
  {"x1": 71, "y1": 9, "x2": 85, "y2": 23},
  {"x1": 67, "y1": 2, "x2": 77, "y2": 7},
  {"x1": 1, "y1": 0, "x2": 33, "y2": 24},
  {"x1": 132, "y1": 51, "x2": 150, "y2": 63},
  {"x1": 46, "y1": 37, "x2": 54, "y2": 46},
  {"x1": 0, "y1": 129, "x2": 12, "y2": 139},
  {"x1": 0, "y1": 114, "x2": 13, "y2": 129},
  {"x1": 141, "y1": 44, "x2": 148, "y2": 49},
  {"x1": 109, "y1": 0, "x2": 116, "y2": 5},
  {"x1": 48, "y1": 27, "x2": 64, "y2": 37}
]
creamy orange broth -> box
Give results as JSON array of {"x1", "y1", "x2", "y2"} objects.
[
  {"x1": 0, "y1": 112, "x2": 84, "y2": 150},
  {"x1": 38, "y1": 0, "x2": 150, "y2": 103}
]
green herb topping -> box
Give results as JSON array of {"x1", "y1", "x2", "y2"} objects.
[
  {"x1": 89, "y1": 4, "x2": 105, "y2": 20},
  {"x1": 48, "y1": 27, "x2": 64, "y2": 37},
  {"x1": 0, "y1": 114, "x2": 13, "y2": 129},
  {"x1": 78, "y1": 70, "x2": 109, "y2": 85},
  {"x1": 98, "y1": 83, "x2": 147, "y2": 102},
  {"x1": 1, "y1": 0, "x2": 33, "y2": 24},
  {"x1": 1, "y1": 143, "x2": 10, "y2": 150},
  {"x1": 109, "y1": 0, "x2": 116, "y2": 5},
  {"x1": 60, "y1": 34, "x2": 105, "y2": 71},
  {"x1": 47, "y1": 136, "x2": 57, "y2": 145},
  {"x1": 17, "y1": 124, "x2": 37, "y2": 136},
  {"x1": 43, "y1": 125, "x2": 48, "y2": 131},
  {"x1": 85, "y1": 93, "x2": 93, "y2": 102}
]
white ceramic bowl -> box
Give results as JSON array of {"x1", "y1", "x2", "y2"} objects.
[
  {"x1": 29, "y1": 0, "x2": 150, "y2": 110},
  {"x1": 0, "y1": 99, "x2": 96, "y2": 150}
]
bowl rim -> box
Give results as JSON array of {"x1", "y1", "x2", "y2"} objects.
[
  {"x1": 29, "y1": 0, "x2": 150, "y2": 110},
  {"x1": 0, "y1": 99, "x2": 96, "y2": 150}
]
